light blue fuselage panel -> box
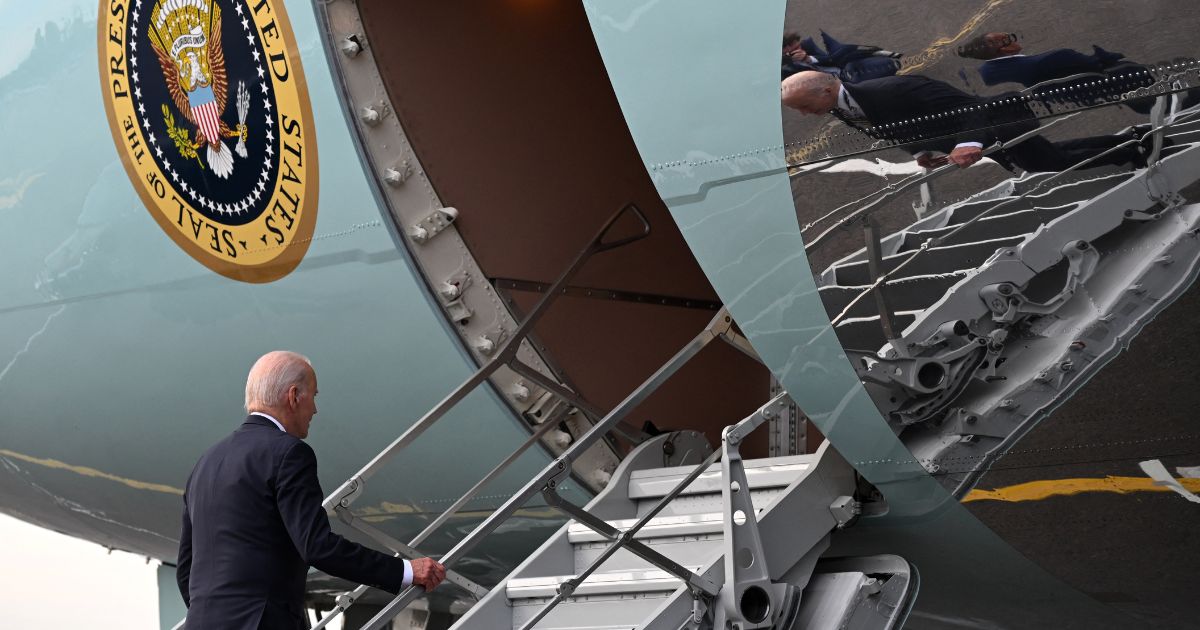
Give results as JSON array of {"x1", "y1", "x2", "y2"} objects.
[
  {"x1": 582, "y1": 1, "x2": 1133, "y2": 627},
  {"x1": 0, "y1": 0, "x2": 578, "y2": 585}
]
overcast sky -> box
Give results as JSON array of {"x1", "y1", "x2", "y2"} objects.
[
  {"x1": 0, "y1": 512, "x2": 159, "y2": 628},
  {"x1": 0, "y1": 513, "x2": 351, "y2": 629}
]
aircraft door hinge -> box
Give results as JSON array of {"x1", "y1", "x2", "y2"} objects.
[{"x1": 408, "y1": 207, "x2": 458, "y2": 243}]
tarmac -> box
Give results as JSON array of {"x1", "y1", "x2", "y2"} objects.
[{"x1": 782, "y1": 2, "x2": 1200, "y2": 627}]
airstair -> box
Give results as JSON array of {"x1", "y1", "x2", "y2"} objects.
[
  {"x1": 308, "y1": 68, "x2": 1200, "y2": 630},
  {"x1": 453, "y1": 429, "x2": 908, "y2": 630},
  {"x1": 306, "y1": 204, "x2": 914, "y2": 630},
  {"x1": 808, "y1": 90, "x2": 1200, "y2": 496}
]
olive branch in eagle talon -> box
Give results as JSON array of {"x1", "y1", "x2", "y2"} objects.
[
  {"x1": 147, "y1": 0, "x2": 250, "y2": 179},
  {"x1": 163, "y1": 104, "x2": 204, "y2": 170}
]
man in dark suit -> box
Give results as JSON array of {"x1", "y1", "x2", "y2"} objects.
[
  {"x1": 781, "y1": 70, "x2": 1145, "y2": 172},
  {"x1": 955, "y1": 32, "x2": 1194, "y2": 115},
  {"x1": 782, "y1": 31, "x2": 902, "y2": 83},
  {"x1": 177, "y1": 351, "x2": 446, "y2": 629}
]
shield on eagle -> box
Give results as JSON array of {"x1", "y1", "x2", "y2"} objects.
[{"x1": 147, "y1": 0, "x2": 248, "y2": 179}]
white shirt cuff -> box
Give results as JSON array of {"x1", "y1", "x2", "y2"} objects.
[
  {"x1": 401, "y1": 559, "x2": 413, "y2": 587},
  {"x1": 955, "y1": 142, "x2": 984, "y2": 149}
]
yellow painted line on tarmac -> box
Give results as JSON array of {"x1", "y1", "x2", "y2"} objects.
[
  {"x1": 900, "y1": 0, "x2": 1014, "y2": 75},
  {"x1": 963, "y1": 475, "x2": 1200, "y2": 503},
  {"x1": 0, "y1": 448, "x2": 183, "y2": 495}
]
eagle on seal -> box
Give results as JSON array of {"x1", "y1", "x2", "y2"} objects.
[{"x1": 148, "y1": 0, "x2": 248, "y2": 179}]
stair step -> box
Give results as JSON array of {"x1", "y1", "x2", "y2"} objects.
[
  {"x1": 510, "y1": 591, "x2": 673, "y2": 630},
  {"x1": 939, "y1": 171, "x2": 1131, "y2": 230},
  {"x1": 1165, "y1": 117, "x2": 1200, "y2": 136},
  {"x1": 626, "y1": 454, "x2": 813, "y2": 500},
  {"x1": 898, "y1": 204, "x2": 1076, "y2": 252},
  {"x1": 831, "y1": 236, "x2": 1022, "y2": 285},
  {"x1": 1022, "y1": 171, "x2": 1134, "y2": 208},
  {"x1": 944, "y1": 197, "x2": 1033, "y2": 226},
  {"x1": 573, "y1": 535, "x2": 723, "y2": 575},
  {"x1": 568, "y1": 510, "x2": 763, "y2": 544},
  {"x1": 1010, "y1": 171, "x2": 1059, "y2": 195},
  {"x1": 507, "y1": 568, "x2": 697, "y2": 599},
  {"x1": 833, "y1": 311, "x2": 918, "y2": 352},
  {"x1": 819, "y1": 272, "x2": 967, "y2": 320}
]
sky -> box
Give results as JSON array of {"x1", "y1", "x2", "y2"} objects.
[
  {"x1": 0, "y1": 512, "x2": 160, "y2": 628},
  {"x1": 0, "y1": 513, "x2": 350, "y2": 629}
]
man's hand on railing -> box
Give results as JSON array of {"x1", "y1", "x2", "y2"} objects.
[
  {"x1": 916, "y1": 152, "x2": 948, "y2": 169},
  {"x1": 916, "y1": 145, "x2": 983, "y2": 170},
  {"x1": 948, "y1": 145, "x2": 984, "y2": 168},
  {"x1": 410, "y1": 557, "x2": 447, "y2": 591}
]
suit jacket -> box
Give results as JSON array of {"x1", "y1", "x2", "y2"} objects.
[
  {"x1": 837, "y1": 75, "x2": 1141, "y2": 173},
  {"x1": 177, "y1": 416, "x2": 407, "y2": 630},
  {"x1": 784, "y1": 31, "x2": 900, "y2": 82},
  {"x1": 840, "y1": 75, "x2": 1034, "y2": 156}
]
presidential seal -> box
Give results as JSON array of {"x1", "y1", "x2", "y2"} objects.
[{"x1": 100, "y1": 0, "x2": 317, "y2": 283}]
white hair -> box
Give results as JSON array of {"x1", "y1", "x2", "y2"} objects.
[
  {"x1": 244, "y1": 351, "x2": 313, "y2": 412},
  {"x1": 782, "y1": 70, "x2": 839, "y2": 99}
]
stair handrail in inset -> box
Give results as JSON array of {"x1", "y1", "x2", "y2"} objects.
[
  {"x1": 311, "y1": 202, "x2": 652, "y2": 628},
  {"x1": 826, "y1": 96, "x2": 1196, "y2": 333},
  {"x1": 803, "y1": 112, "x2": 1081, "y2": 253},
  {"x1": 354, "y1": 309, "x2": 758, "y2": 630}
]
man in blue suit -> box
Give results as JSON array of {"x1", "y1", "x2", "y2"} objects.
[
  {"x1": 177, "y1": 351, "x2": 446, "y2": 629},
  {"x1": 782, "y1": 30, "x2": 902, "y2": 83},
  {"x1": 957, "y1": 32, "x2": 1197, "y2": 114}
]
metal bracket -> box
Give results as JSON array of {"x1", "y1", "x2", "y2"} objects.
[
  {"x1": 828, "y1": 495, "x2": 862, "y2": 529},
  {"x1": 720, "y1": 397, "x2": 785, "y2": 628},
  {"x1": 1145, "y1": 167, "x2": 1185, "y2": 210},
  {"x1": 767, "y1": 378, "x2": 804, "y2": 456},
  {"x1": 322, "y1": 476, "x2": 364, "y2": 514},
  {"x1": 979, "y1": 240, "x2": 1099, "y2": 324},
  {"x1": 408, "y1": 207, "x2": 458, "y2": 243}
]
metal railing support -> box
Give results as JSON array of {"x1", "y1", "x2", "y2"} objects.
[
  {"x1": 356, "y1": 308, "x2": 743, "y2": 630},
  {"x1": 313, "y1": 203, "x2": 650, "y2": 627},
  {"x1": 863, "y1": 216, "x2": 902, "y2": 344},
  {"x1": 514, "y1": 446, "x2": 726, "y2": 630},
  {"x1": 311, "y1": 418, "x2": 562, "y2": 629},
  {"x1": 719, "y1": 395, "x2": 787, "y2": 628},
  {"x1": 804, "y1": 112, "x2": 1081, "y2": 252}
]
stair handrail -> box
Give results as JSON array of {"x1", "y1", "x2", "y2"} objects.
[
  {"x1": 803, "y1": 112, "x2": 1081, "y2": 253},
  {"x1": 353, "y1": 309, "x2": 758, "y2": 630},
  {"x1": 826, "y1": 95, "x2": 1195, "y2": 337},
  {"x1": 311, "y1": 202, "x2": 653, "y2": 627},
  {"x1": 513, "y1": 392, "x2": 793, "y2": 630}
]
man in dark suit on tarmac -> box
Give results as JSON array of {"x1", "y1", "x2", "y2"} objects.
[
  {"x1": 177, "y1": 351, "x2": 446, "y2": 629},
  {"x1": 957, "y1": 32, "x2": 1200, "y2": 115},
  {"x1": 781, "y1": 70, "x2": 1146, "y2": 172}
]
